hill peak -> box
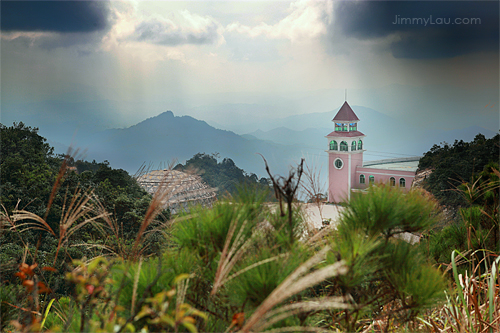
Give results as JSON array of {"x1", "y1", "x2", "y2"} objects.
[{"x1": 159, "y1": 110, "x2": 175, "y2": 118}]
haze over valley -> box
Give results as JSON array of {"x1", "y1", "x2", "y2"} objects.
[{"x1": 1, "y1": 0, "x2": 498, "y2": 177}]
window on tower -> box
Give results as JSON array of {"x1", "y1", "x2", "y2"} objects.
[
  {"x1": 335, "y1": 158, "x2": 343, "y2": 169},
  {"x1": 335, "y1": 123, "x2": 342, "y2": 131},
  {"x1": 329, "y1": 140, "x2": 338, "y2": 150},
  {"x1": 358, "y1": 140, "x2": 363, "y2": 150},
  {"x1": 360, "y1": 174, "x2": 365, "y2": 184},
  {"x1": 340, "y1": 141, "x2": 348, "y2": 151},
  {"x1": 342, "y1": 124, "x2": 348, "y2": 131},
  {"x1": 351, "y1": 141, "x2": 357, "y2": 151},
  {"x1": 349, "y1": 123, "x2": 357, "y2": 131}
]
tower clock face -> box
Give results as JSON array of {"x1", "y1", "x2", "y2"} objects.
[{"x1": 334, "y1": 158, "x2": 344, "y2": 170}]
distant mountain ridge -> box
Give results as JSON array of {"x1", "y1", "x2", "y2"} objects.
[
  {"x1": 4, "y1": 104, "x2": 496, "y2": 180},
  {"x1": 243, "y1": 106, "x2": 497, "y2": 162},
  {"x1": 80, "y1": 111, "x2": 308, "y2": 177}
]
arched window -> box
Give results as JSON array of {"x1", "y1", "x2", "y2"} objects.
[
  {"x1": 358, "y1": 140, "x2": 363, "y2": 150},
  {"x1": 369, "y1": 175, "x2": 375, "y2": 184},
  {"x1": 400, "y1": 178, "x2": 406, "y2": 187},
  {"x1": 360, "y1": 174, "x2": 365, "y2": 184},
  {"x1": 329, "y1": 140, "x2": 338, "y2": 150},
  {"x1": 390, "y1": 177, "x2": 396, "y2": 186},
  {"x1": 340, "y1": 141, "x2": 348, "y2": 151},
  {"x1": 351, "y1": 141, "x2": 357, "y2": 151}
]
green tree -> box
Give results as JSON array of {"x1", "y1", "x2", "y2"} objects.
[
  {"x1": 0, "y1": 123, "x2": 168, "y2": 296},
  {"x1": 174, "y1": 153, "x2": 271, "y2": 198},
  {"x1": 418, "y1": 133, "x2": 499, "y2": 207},
  {"x1": 0, "y1": 122, "x2": 58, "y2": 213}
]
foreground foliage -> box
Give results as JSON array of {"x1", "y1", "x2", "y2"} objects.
[
  {"x1": 2, "y1": 125, "x2": 498, "y2": 332},
  {"x1": 0, "y1": 123, "x2": 169, "y2": 300},
  {"x1": 2, "y1": 174, "x2": 451, "y2": 332},
  {"x1": 421, "y1": 163, "x2": 499, "y2": 271},
  {"x1": 418, "y1": 133, "x2": 499, "y2": 207}
]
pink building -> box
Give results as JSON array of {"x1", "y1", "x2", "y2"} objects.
[{"x1": 326, "y1": 102, "x2": 418, "y2": 203}]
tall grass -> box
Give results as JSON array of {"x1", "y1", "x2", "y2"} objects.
[
  {"x1": 446, "y1": 250, "x2": 499, "y2": 333},
  {"x1": 5, "y1": 156, "x2": 481, "y2": 333}
]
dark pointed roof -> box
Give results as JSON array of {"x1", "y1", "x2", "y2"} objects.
[{"x1": 332, "y1": 101, "x2": 359, "y2": 122}]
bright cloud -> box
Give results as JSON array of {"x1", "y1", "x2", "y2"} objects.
[
  {"x1": 226, "y1": 0, "x2": 333, "y2": 42},
  {"x1": 99, "y1": 3, "x2": 226, "y2": 62},
  {"x1": 116, "y1": 7, "x2": 225, "y2": 47}
]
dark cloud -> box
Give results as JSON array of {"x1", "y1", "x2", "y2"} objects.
[
  {"x1": 131, "y1": 18, "x2": 221, "y2": 46},
  {"x1": 4, "y1": 30, "x2": 104, "y2": 51},
  {"x1": 333, "y1": 1, "x2": 499, "y2": 59},
  {"x1": 1, "y1": 0, "x2": 111, "y2": 33}
]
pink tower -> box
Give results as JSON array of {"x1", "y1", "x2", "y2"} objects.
[{"x1": 326, "y1": 102, "x2": 365, "y2": 203}]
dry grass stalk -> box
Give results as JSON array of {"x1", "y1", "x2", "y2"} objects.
[
  {"x1": 212, "y1": 218, "x2": 255, "y2": 295},
  {"x1": 53, "y1": 188, "x2": 105, "y2": 263},
  {"x1": 255, "y1": 326, "x2": 337, "y2": 333},
  {"x1": 131, "y1": 166, "x2": 202, "y2": 258},
  {"x1": 2, "y1": 203, "x2": 41, "y2": 269},
  {"x1": 429, "y1": 252, "x2": 500, "y2": 333},
  {"x1": 12, "y1": 187, "x2": 107, "y2": 264},
  {"x1": 240, "y1": 246, "x2": 348, "y2": 333},
  {"x1": 454, "y1": 174, "x2": 499, "y2": 206},
  {"x1": 90, "y1": 191, "x2": 170, "y2": 259},
  {"x1": 131, "y1": 257, "x2": 143, "y2": 313},
  {"x1": 92, "y1": 197, "x2": 120, "y2": 241},
  {"x1": 223, "y1": 253, "x2": 289, "y2": 286},
  {"x1": 10, "y1": 210, "x2": 56, "y2": 236},
  {"x1": 44, "y1": 146, "x2": 83, "y2": 220},
  {"x1": 89, "y1": 195, "x2": 143, "y2": 259},
  {"x1": 176, "y1": 274, "x2": 194, "y2": 314},
  {"x1": 255, "y1": 297, "x2": 350, "y2": 332}
]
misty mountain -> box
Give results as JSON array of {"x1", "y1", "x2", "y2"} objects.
[
  {"x1": 199, "y1": 84, "x2": 498, "y2": 134},
  {"x1": 75, "y1": 111, "x2": 310, "y2": 178},
  {"x1": 5, "y1": 101, "x2": 495, "y2": 180},
  {"x1": 243, "y1": 106, "x2": 497, "y2": 162}
]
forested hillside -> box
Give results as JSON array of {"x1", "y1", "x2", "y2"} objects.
[
  {"x1": 418, "y1": 133, "x2": 499, "y2": 207},
  {"x1": 417, "y1": 132, "x2": 499, "y2": 265},
  {"x1": 1, "y1": 123, "x2": 169, "y2": 296},
  {"x1": 173, "y1": 153, "x2": 271, "y2": 198}
]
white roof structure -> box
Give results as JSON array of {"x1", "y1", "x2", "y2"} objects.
[
  {"x1": 362, "y1": 157, "x2": 420, "y2": 172},
  {"x1": 136, "y1": 169, "x2": 217, "y2": 214}
]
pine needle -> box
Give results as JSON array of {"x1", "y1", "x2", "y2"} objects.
[{"x1": 240, "y1": 246, "x2": 348, "y2": 332}]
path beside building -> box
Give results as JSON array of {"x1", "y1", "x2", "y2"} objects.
[{"x1": 299, "y1": 203, "x2": 343, "y2": 230}]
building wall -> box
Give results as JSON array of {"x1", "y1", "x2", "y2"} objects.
[
  {"x1": 328, "y1": 152, "x2": 350, "y2": 203},
  {"x1": 350, "y1": 152, "x2": 364, "y2": 192},
  {"x1": 355, "y1": 167, "x2": 416, "y2": 191}
]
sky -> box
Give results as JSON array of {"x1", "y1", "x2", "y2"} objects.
[{"x1": 1, "y1": 0, "x2": 499, "y2": 133}]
